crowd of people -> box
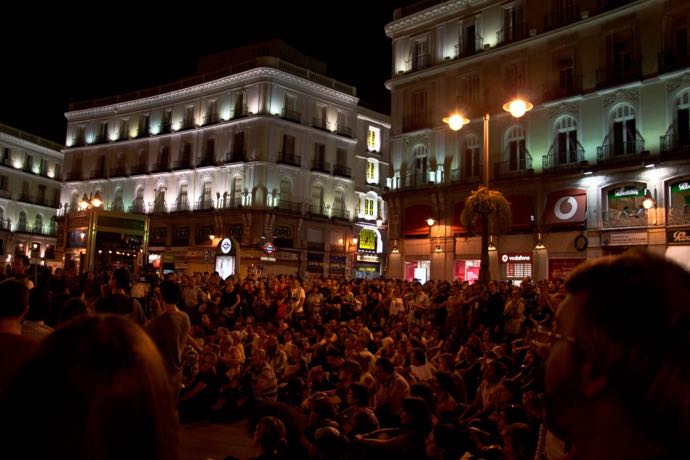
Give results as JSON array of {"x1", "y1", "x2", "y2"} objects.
[{"x1": 0, "y1": 251, "x2": 689, "y2": 460}]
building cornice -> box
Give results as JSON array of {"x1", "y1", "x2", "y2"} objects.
[
  {"x1": 66, "y1": 68, "x2": 359, "y2": 121},
  {"x1": 0, "y1": 132, "x2": 63, "y2": 160},
  {"x1": 385, "y1": 0, "x2": 486, "y2": 38},
  {"x1": 357, "y1": 114, "x2": 391, "y2": 128}
]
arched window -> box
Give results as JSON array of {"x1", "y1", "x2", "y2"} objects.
[
  {"x1": 411, "y1": 144, "x2": 428, "y2": 185},
  {"x1": 18, "y1": 211, "x2": 27, "y2": 232},
  {"x1": 231, "y1": 176, "x2": 243, "y2": 207},
  {"x1": 113, "y1": 188, "x2": 124, "y2": 212},
  {"x1": 674, "y1": 89, "x2": 690, "y2": 147},
  {"x1": 553, "y1": 115, "x2": 579, "y2": 165},
  {"x1": 333, "y1": 188, "x2": 345, "y2": 219},
  {"x1": 33, "y1": 214, "x2": 43, "y2": 233},
  {"x1": 177, "y1": 183, "x2": 189, "y2": 211},
  {"x1": 153, "y1": 184, "x2": 167, "y2": 213},
  {"x1": 199, "y1": 180, "x2": 212, "y2": 209},
  {"x1": 609, "y1": 103, "x2": 638, "y2": 156},
  {"x1": 463, "y1": 134, "x2": 480, "y2": 178},
  {"x1": 71, "y1": 191, "x2": 79, "y2": 212},
  {"x1": 505, "y1": 126, "x2": 526, "y2": 171},
  {"x1": 133, "y1": 186, "x2": 145, "y2": 213},
  {"x1": 310, "y1": 183, "x2": 324, "y2": 215},
  {"x1": 280, "y1": 179, "x2": 291, "y2": 204}
]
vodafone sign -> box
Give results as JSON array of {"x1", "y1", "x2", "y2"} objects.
[
  {"x1": 544, "y1": 189, "x2": 587, "y2": 226},
  {"x1": 500, "y1": 253, "x2": 532, "y2": 263}
]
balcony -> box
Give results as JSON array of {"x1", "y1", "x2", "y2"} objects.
[
  {"x1": 203, "y1": 113, "x2": 220, "y2": 126},
  {"x1": 89, "y1": 169, "x2": 105, "y2": 180},
  {"x1": 660, "y1": 131, "x2": 690, "y2": 160},
  {"x1": 596, "y1": 59, "x2": 641, "y2": 89},
  {"x1": 454, "y1": 35, "x2": 484, "y2": 59},
  {"x1": 274, "y1": 200, "x2": 302, "y2": 214},
  {"x1": 92, "y1": 134, "x2": 107, "y2": 145},
  {"x1": 450, "y1": 167, "x2": 482, "y2": 184},
  {"x1": 602, "y1": 210, "x2": 649, "y2": 229},
  {"x1": 179, "y1": 119, "x2": 195, "y2": 131},
  {"x1": 667, "y1": 206, "x2": 690, "y2": 226},
  {"x1": 151, "y1": 202, "x2": 168, "y2": 215},
  {"x1": 232, "y1": 105, "x2": 249, "y2": 119},
  {"x1": 405, "y1": 53, "x2": 431, "y2": 73},
  {"x1": 331, "y1": 208, "x2": 350, "y2": 221},
  {"x1": 336, "y1": 125, "x2": 352, "y2": 138},
  {"x1": 494, "y1": 150, "x2": 534, "y2": 179},
  {"x1": 310, "y1": 160, "x2": 331, "y2": 174},
  {"x1": 333, "y1": 164, "x2": 351, "y2": 178},
  {"x1": 312, "y1": 117, "x2": 329, "y2": 132},
  {"x1": 172, "y1": 159, "x2": 192, "y2": 171},
  {"x1": 218, "y1": 197, "x2": 243, "y2": 209},
  {"x1": 543, "y1": 74, "x2": 583, "y2": 101},
  {"x1": 170, "y1": 200, "x2": 191, "y2": 213},
  {"x1": 309, "y1": 204, "x2": 329, "y2": 218},
  {"x1": 544, "y1": 5, "x2": 581, "y2": 31},
  {"x1": 110, "y1": 166, "x2": 127, "y2": 178},
  {"x1": 542, "y1": 143, "x2": 585, "y2": 174},
  {"x1": 128, "y1": 203, "x2": 147, "y2": 214},
  {"x1": 0, "y1": 189, "x2": 11, "y2": 199},
  {"x1": 276, "y1": 152, "x2": 301, "y2": 167},
  {"x1": 497, "y1": 22, "x2": 529, "y2": 46},
  {"x1": 281, "y1": 108, "x2": 301, "y2": 124},
  {"x1": 658, "y1": 49, "x2": 690, "y2": 75},
  {"x1": 195, "y1": 198, "x2": 214, "y2": 211},
  {"x1": 159, "y1": 122, "x2": 172, "y2": 134},
  {"x1": 196, "y1": 156, "x2": 218, "y2": 168},
  {"x1": 225, "y1": 151, "x2": 248, "y2": 163},
  {"x1": 151, "y1": 162, "x2": 171, "y2": 173},
  {"x1": 130, "y1": 164, "x2": 149, "y2": 176},
  {"x1": 597, "y1": 139, "x2": 645, "y2": 165},
  {"x1": 402, "y1": 111, "x2": 432, "y2": 132}
]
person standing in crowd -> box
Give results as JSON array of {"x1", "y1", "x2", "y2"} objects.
[
  {"x1": 0, "y1": 314, "x2": 179, "y2": 460},
  {"x1": 0, "y1": 280, "x2": 35, "y2": 395},
  {"x1": 147, "y1": 280, "x2": 191, "y2": 400},
  {"x1": 9, "y1": 254, "x2": 33, "y2": 290},
  {"x1": 542, "y1": 253, "x2": 690, "y2": 460},
  {"x1": 96, "y1": 268, "x2": 146, "y2": 326}
]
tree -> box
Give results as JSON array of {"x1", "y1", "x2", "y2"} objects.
[{"x1": 460, "y1": 186, "x2": 512, "y2": 284}]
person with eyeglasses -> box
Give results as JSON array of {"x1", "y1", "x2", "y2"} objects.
[{"x1": 541, "y1": 252, "x2": 690, "y2": 460}]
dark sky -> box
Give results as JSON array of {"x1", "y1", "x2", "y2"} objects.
[{"x1": 4, "y1": 2, "x2": 411, "y2": 144}]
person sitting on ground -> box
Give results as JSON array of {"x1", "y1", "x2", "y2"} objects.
[{"x1": 0, "y1": 280, "x2": 35, "y2": 395}]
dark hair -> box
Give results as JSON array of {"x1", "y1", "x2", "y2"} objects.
[
  {"x1": 411, "y1": 347, "x2": 427, "y2": 365},
  {"x1": 14, "y1": 254, "x2": 29, "y2": 267},
  {"x1": 111, "y1": 268, "x2": 130, "y2": 290},
  {"x1": 401, "y1": 396, "x2": 433, "y2": 434},
  {"x1": 375, "y1": 357, "x2": 394, "y2": 374},
  {"x1": 565, "y1": 252, "x2": 690, "y2": 448},
  {"x1": 0, "y1": 279, "x2": 29, "y2": 319},
  {"x1": 0, "y1": 314, "x2": 178, "y2": 459},
  {"x1": 25, "y1": 287, "x2": 50, "y2": 322},
  {"x1": 435, "y1": 371, "x2": 455, "y2": 393},
  {"x1": 349, "y1": 382, "x2": 370, "y2": 407},
  {"x1": 410, "y1": 383, "x2": 436, "y2": 414},
  {"x1": 159, "y1": 280, "x2": 180, "y2": 305},
  {"x1": 56, "y1": 297, "x2": 87, "y2": 325}
]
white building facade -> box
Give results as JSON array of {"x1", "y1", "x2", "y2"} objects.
[
  {"x1": 0, "y1": 123, "x2": 63, "y2": 265},
  {"x1": 384, "y1": 0, "x2": 690, "y2": 282},
  {"x1": 59, "y1": 42, "x2": 390, "y2": 278}
]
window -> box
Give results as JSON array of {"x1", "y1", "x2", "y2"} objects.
[
  {"x1": 162, "y1": 109, "x2": 172, "y2": 132},
  {"x1": 504, "y1": 61, "x2": 526, "y2": 92},
  {"x1": 610, "y1": 104, "x2": 637, "y2": 156},
  {"x1": 675, "y1": 89, "x2": 690, "y2": 147},
  {"x1": 412, "y1": 145, "x2": 428, "y2": 184},
  {"x1": 364, "y1": 197, "x2": 377, "y2": 217},
  {"x1": 280, "y1": 179, "x2": 291, "y2": 204},
  {"x1": 314, "y1": 143, "x2": 325, "y2": 164},
  {"x1": 201, "y1": 181, "x2": 212, "y2": 208},
  {"x1": 206, "y1": 100, "x2": 218, "y2": 124},
  {"x1": 311, "y1": 183, "x2": 324, "y2": 214},
  {"x1": 315, "y1": 105, "x2": 328, "y2": 129},
  {"x1": 458, "y1": 17, "x2": 481, "y2": 57},
  {"x1": 460, "y1": 74, "x2": 481, "y2": 105},
  {"x1": 204, "y1": 138, "x2": 215, "y2": 160},
  {"x1": 464, "y1": 134, "x2": 481, "y2": 178},
  {"x1": 120, "y1": 119, "x2": 129, "y2": 139},
  {"x1": 25, "y1": 154, "x2": 33, "y2": 172},
  {"x1": 232, "y1": 132, "x2": 245, "y2": 156},
  {"x1": 133, "y1": 187, "x2": 145, "y2": 213},
  {"x1": 500, "y1": 4, "x2": 525, "y2": 43},
  {"x1": 40, "y1": 159, "x2": 48, "y2": 176},
  {"x1": 505, "y1": 126, "x2": 527, "y2": 171},
  {"x1": 153, "y1": 186, "x2": 167, "y2": 213},
  {"x1": 0, "y1": 175, "x2": 8, "y2": 191},
  {"x1": 606, "y1": 29, "x2": 636, "y2": 77},
  {"x1": 18, "y1": 211, "x2": 27, "y2": 232},
  {"x1": 184, "y1": 106, "x2": 194, "y2": 128},
  {"x1": 232, "y1": 177, "x2": 243, "y2": 207},
  {"x1": 333, "y1": 189, "x2": 345, "y2": 217},
  {"x1": 553, "y1": 116, "x2": 579, "y2": 164},
  {"x1": 37, "y1": 185, "x2": 46, "y2": 205},
  {"x1": 336, "y1": 148, "x2": 347, "y2": 167},
  {"x1": 367, "y1": 126, "x2": 381, "y2": 152},
  {"x1": 234, "y1": 92, "x2": 246, "y2": 117},
  {"x1": 366, "y1": 159, "x2": 379, "y2": 183},
  {"x1": 554, "y1": 49, "x2": 576, "y2": 94},
  {"x1": 181, "y1": 143, "x2": 192, "y2": 166},
  {"x1": 282, "y1": 135, "x2": 295, "y2": 156},
  {"x1": 21, "y1": 181, "x2": 30, "y2": 200},
  {"x1": 408, "y1": 37, "x2": 429, "y2": 71},
  {"x1": 177, "y1": 184, "x2": 189, "y2": 211},
  {"x1": 113, "y1": 189, "x2": 124, "y2": 212}
]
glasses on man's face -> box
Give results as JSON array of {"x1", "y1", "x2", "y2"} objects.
[{"x1": 531, "y1": 325, "x2": 576, "y2": 348}]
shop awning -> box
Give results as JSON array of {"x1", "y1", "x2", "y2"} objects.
[
  {"x1": 543, "y1": 188, "x2": 587, "y2": 227},
  {"x1": 402, "y1": 204, "x2": 433, "y2": 236}
]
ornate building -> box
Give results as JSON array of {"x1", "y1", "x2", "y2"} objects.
[
  {"x1": 0, "y1": 123, "x2": 62, "y2": 267},
  {"x1": 58, "y1": 40, "x2": 390, "y2": 278},
  {"x1": 384, "y1": 0, "x2": 690, "y2": 282}
]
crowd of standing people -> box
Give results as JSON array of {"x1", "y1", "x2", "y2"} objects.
[{"x1": 0, "y1": 251, "x2": 689, "y2": 460}]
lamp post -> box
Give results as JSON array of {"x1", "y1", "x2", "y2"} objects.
[{"x1": 443, "y1": 98, "x2": 533, "y2": 283}]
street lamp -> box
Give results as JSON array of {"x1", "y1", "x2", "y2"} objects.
[{"x1": 443, "y1": 97, "x2": 533, "y2": 283}]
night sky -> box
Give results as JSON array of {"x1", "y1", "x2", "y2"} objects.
[{"x1": 4, "y1": 2, "x2": 411, "y2": 144}]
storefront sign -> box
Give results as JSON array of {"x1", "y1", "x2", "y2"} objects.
[
  {"x1": 276, "y1": 251, "x2": 299, "y2": 261},
  {"x1": 608, "y1": 186, "x2": 644, "y2": 199},
  {"x1": 543, "y1": 189, "x2": 587, "y2": 226},
  {"x1": 358, "y1": 228, "x2": 377, "y2": 251},
  {"x1": 603, "y1": 232, "x2": 648, "y2": 246},
  {"x1": 671, "y1": 182, "x2": 690, "y2": 193},
  {"x1": 357, "y1": 254, "x2": 381, "y2": 263},
  {"x1": 262, "y1": 242, "x2": 276, "y2": 255},
  {"x1": 260, "y1": 256, "x2": 277, "y2": 262},
  {"x1": 273, "y1": 225, "x2": 294, "y2": 239},
  {"x1": 499, "y1": 253, "x2": 532, "y2": 263},
  {"x1": 667, "y1": 229, "x2": 690, "y2": 244},
  {"x1": 220, "y1": 238, "x2": 232, "y2": 254}
]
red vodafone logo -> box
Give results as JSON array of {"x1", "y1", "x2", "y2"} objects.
[{"x1": 554, "y1": 196, "x2": 578, "y2": 220}]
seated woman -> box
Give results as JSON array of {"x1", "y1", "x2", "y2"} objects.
[{"x1": 0, "y1": 314, "x2": 178, "y2": 460}]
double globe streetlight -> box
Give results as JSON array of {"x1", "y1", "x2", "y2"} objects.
[{"x1": 442, "y1": 97, "x2": 533, "y2": 283}]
